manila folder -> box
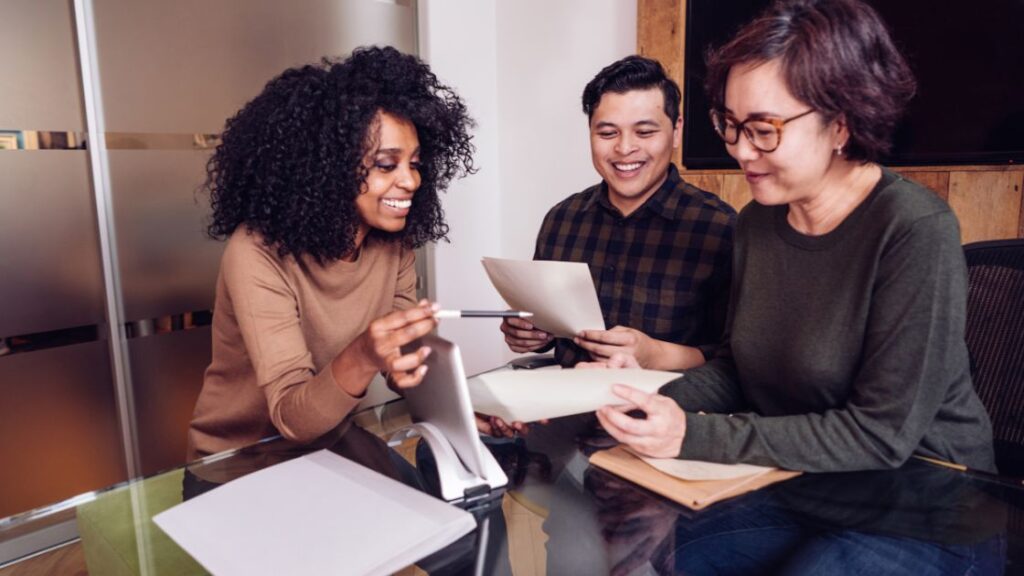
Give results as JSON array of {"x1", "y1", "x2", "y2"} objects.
[{"x1": 589, "y1": 446, "x2": 801, "y2": 510}]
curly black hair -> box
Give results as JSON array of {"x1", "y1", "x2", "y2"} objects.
[{"x1": 205, "y1": 46, "x2": 475, "y2": 261}]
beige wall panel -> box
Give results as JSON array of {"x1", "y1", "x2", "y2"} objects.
[
  {"x1": 0, "y1": 153, "x2": 106, "y2": 337},
  {"x1": 684, "y1": 173, "x2": 723, "y2": 196},
  {"x1": 948, "y1": 171, "x2": 1024, "y2": 243},
  {"x1": 0, "y1": 342, "x2": 126, "y2": 519},
  {"x1": 109, "y1": 150, "x2": 224, "y2": 321},
  {"x1": 901, "y1": 171, "x2": 950, "y2": 202},
  {"x1": 0, "y1": 0, "x2": 84, "y2": 130},
  {"x1": 720, "y1": 174, "x2": 754, "y2": 212},
  {"x1": 92, "y1": 0, "x2": 417, "y2": 133},
  {"x1": 129, "y1": 327, "x2": 211, "y2": 476}
]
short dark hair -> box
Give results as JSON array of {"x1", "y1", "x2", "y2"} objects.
[
  {"x1": 582, "y1": 55, "x2": 681, "y2": 124},
  {"x1": 205, "y1": 46, "x2": 475, "y2": 262},
  {"x1": 704, "y1": 0, "x2": 916, "y2": 162}
]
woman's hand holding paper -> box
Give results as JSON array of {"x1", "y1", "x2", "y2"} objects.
[{"x1": 596, "y1": 384, "x2": 687, "y2": 459}]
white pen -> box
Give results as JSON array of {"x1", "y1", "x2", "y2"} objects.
[{"x1": 434, "y1": 310, "x2": 534, "y2": 319}]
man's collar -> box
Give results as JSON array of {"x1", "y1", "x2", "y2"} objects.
[{"x1": 586, "y1": 164, "x2": 683, "y2": 219}]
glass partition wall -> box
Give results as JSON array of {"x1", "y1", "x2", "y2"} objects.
[{"x1": 0, "y1": 0, "x2": 419, "y2": 563}]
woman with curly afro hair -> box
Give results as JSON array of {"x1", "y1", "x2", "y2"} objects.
[{"x1": 187, "y1": 46, "x2": 475, "y2": 461}]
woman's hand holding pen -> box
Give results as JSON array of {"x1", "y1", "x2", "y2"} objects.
[
  {"x1": 501, "y1": 316, "x2": 553, "y2": 353},
  {"x1": 336, "y1": 300, "x2": 439, "y2": 394}
]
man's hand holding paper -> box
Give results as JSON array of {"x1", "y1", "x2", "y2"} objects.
[{"x1": 500, "y1": 316, "x2": 553, "y2": 353}]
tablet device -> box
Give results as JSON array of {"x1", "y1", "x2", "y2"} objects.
[{"x1": 400, "y1": 334, "x2": 487, "y2": 479}]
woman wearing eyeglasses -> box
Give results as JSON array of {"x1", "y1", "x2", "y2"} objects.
[{"x1": 590, "y1": 0, "x2": 995, "y2": 476}]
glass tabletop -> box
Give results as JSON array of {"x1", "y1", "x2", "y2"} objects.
[{"x1": 2, "y1": 402, "x2": 1023, "y2": 575}]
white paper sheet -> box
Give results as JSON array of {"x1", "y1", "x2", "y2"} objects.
[
  {"x1": 481, "y1": 257, "x2": 605, "y2": 337},
  {"x1": 468, "y1": 368, "x2": 680, "y2": 423},
  {"x1": 635, "y1": 452, "x2": 775, "y2": 481},
  {"x1": 153, "y1": 450, "x2": 475, "y2": 576}
]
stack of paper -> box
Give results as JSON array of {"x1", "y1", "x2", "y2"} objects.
[
  {"x1": 153, "y1": 450, "x2": 476, "y2": 576},
  {"x1": 468, "y1": 368, "x2": 680, "y2": 423}
]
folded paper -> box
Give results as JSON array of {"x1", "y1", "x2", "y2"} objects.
[{"x1": 468, "y1": 368, "x2": 680, "y2": 423}]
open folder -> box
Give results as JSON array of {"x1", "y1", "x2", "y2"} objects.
[
  {"x1": 590, "y1": 446, "x2": 801, "y2": 510},
  {"x1": 153, "y1": 450, "x2": 475, "y2": 576}
]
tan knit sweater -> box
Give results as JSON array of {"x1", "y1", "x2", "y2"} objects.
[{"x1": 187, "y1": 227, "x2": 416, "y2": 459}]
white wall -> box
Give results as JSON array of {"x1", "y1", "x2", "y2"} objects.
[
  {"x1": 419, "y1": 0, "x2": 636, "y2": 374},
  {"x1": 495, "y1": 0, "x2": 637, "y2": 261}
]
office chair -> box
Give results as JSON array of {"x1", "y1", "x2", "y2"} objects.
[{"x1": 963, "y1": 238, "x2": 1024, "y2": 478}]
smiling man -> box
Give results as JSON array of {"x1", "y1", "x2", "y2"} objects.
[{"x1": 501, "y1": 55, "x2": 736, "y2": 369}]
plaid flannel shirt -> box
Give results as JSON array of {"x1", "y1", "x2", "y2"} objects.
[{"x1": 534, "y1": 164, "x2": 736, "y2": 367}]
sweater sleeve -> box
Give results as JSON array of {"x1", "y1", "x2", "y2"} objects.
[
  {"x1": 660, "y1": 346, "x2": 746, "y2": 413},
  {"x1": 678, "y1": 211, "x2": 971, "y2": 472},
  {"x1": 393, "y1": 247, "x2": 418, "y2": 312},
  {"x1": 696, "y1": 227, "x2": 733, "y2": 360},
  {"x1": 223, "y1": 241, "x2": 361, "y2": 443}
]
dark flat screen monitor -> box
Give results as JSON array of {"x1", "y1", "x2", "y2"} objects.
[{"x1": 682, "y1": 0, "x2": 1024, "y2": 169}]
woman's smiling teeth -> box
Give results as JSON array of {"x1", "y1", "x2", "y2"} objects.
[
  {"x1": 614, "y1": 161, "x2": 643, "y2": 173},
  {"x1": 382, "y1": 198, "x2": 412, "y2": 209}
]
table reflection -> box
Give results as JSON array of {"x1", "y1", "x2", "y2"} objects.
[{"x1": 7, "y1": 407, "x2": 1022, "y2": 575}]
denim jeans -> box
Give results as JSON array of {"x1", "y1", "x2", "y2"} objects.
[{"x1": 671, "y1": 490, "x2": 1007, "y2": 576}]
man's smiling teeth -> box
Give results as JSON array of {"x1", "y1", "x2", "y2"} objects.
[
  {"x1": 614, "y1": 162, "x2": 643, "y2": 171},
  {"x1": 382, "y1": 198, "x2": 412, "y2": 209}
]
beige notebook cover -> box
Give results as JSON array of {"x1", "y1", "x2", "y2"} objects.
[{"x1": 590, "y1": 446, "x2": 801, "y2": 510}]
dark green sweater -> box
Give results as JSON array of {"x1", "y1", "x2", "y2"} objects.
[{"x1": 661, "y1": 169, "x2": 995, "y2": 472}]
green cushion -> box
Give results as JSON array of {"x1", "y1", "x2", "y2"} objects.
[{"x1": 76, "y1": 469, "x2": 207, "y2": 575}]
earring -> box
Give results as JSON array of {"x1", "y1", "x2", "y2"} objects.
[{"x1": 835, "y1": 144, "x2": 844, "y2": 156}]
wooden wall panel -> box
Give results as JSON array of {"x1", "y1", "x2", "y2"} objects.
[
  {"x1": 900, "y1": 171, "x2": 950, "y2": 201},
  {"x1": 637, "y1": 0, "x2": 685, "y2": 166},
  {"x1": 948, "y1": 171, "x2": 1024, "y2": 244},
  {"x1": 1020, "y1": 188, "x2": 1024, "y2": 238},
  {"x1": 683, "y1": 173, "x2": 723, "y2": 196},
  {"x1": 720, "y1": 174, "x2": 754, "y2": 212}
]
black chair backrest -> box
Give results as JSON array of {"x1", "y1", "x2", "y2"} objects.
[{"x1": 963, "y1": 238, "x2": 1024, "y2": 476}]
